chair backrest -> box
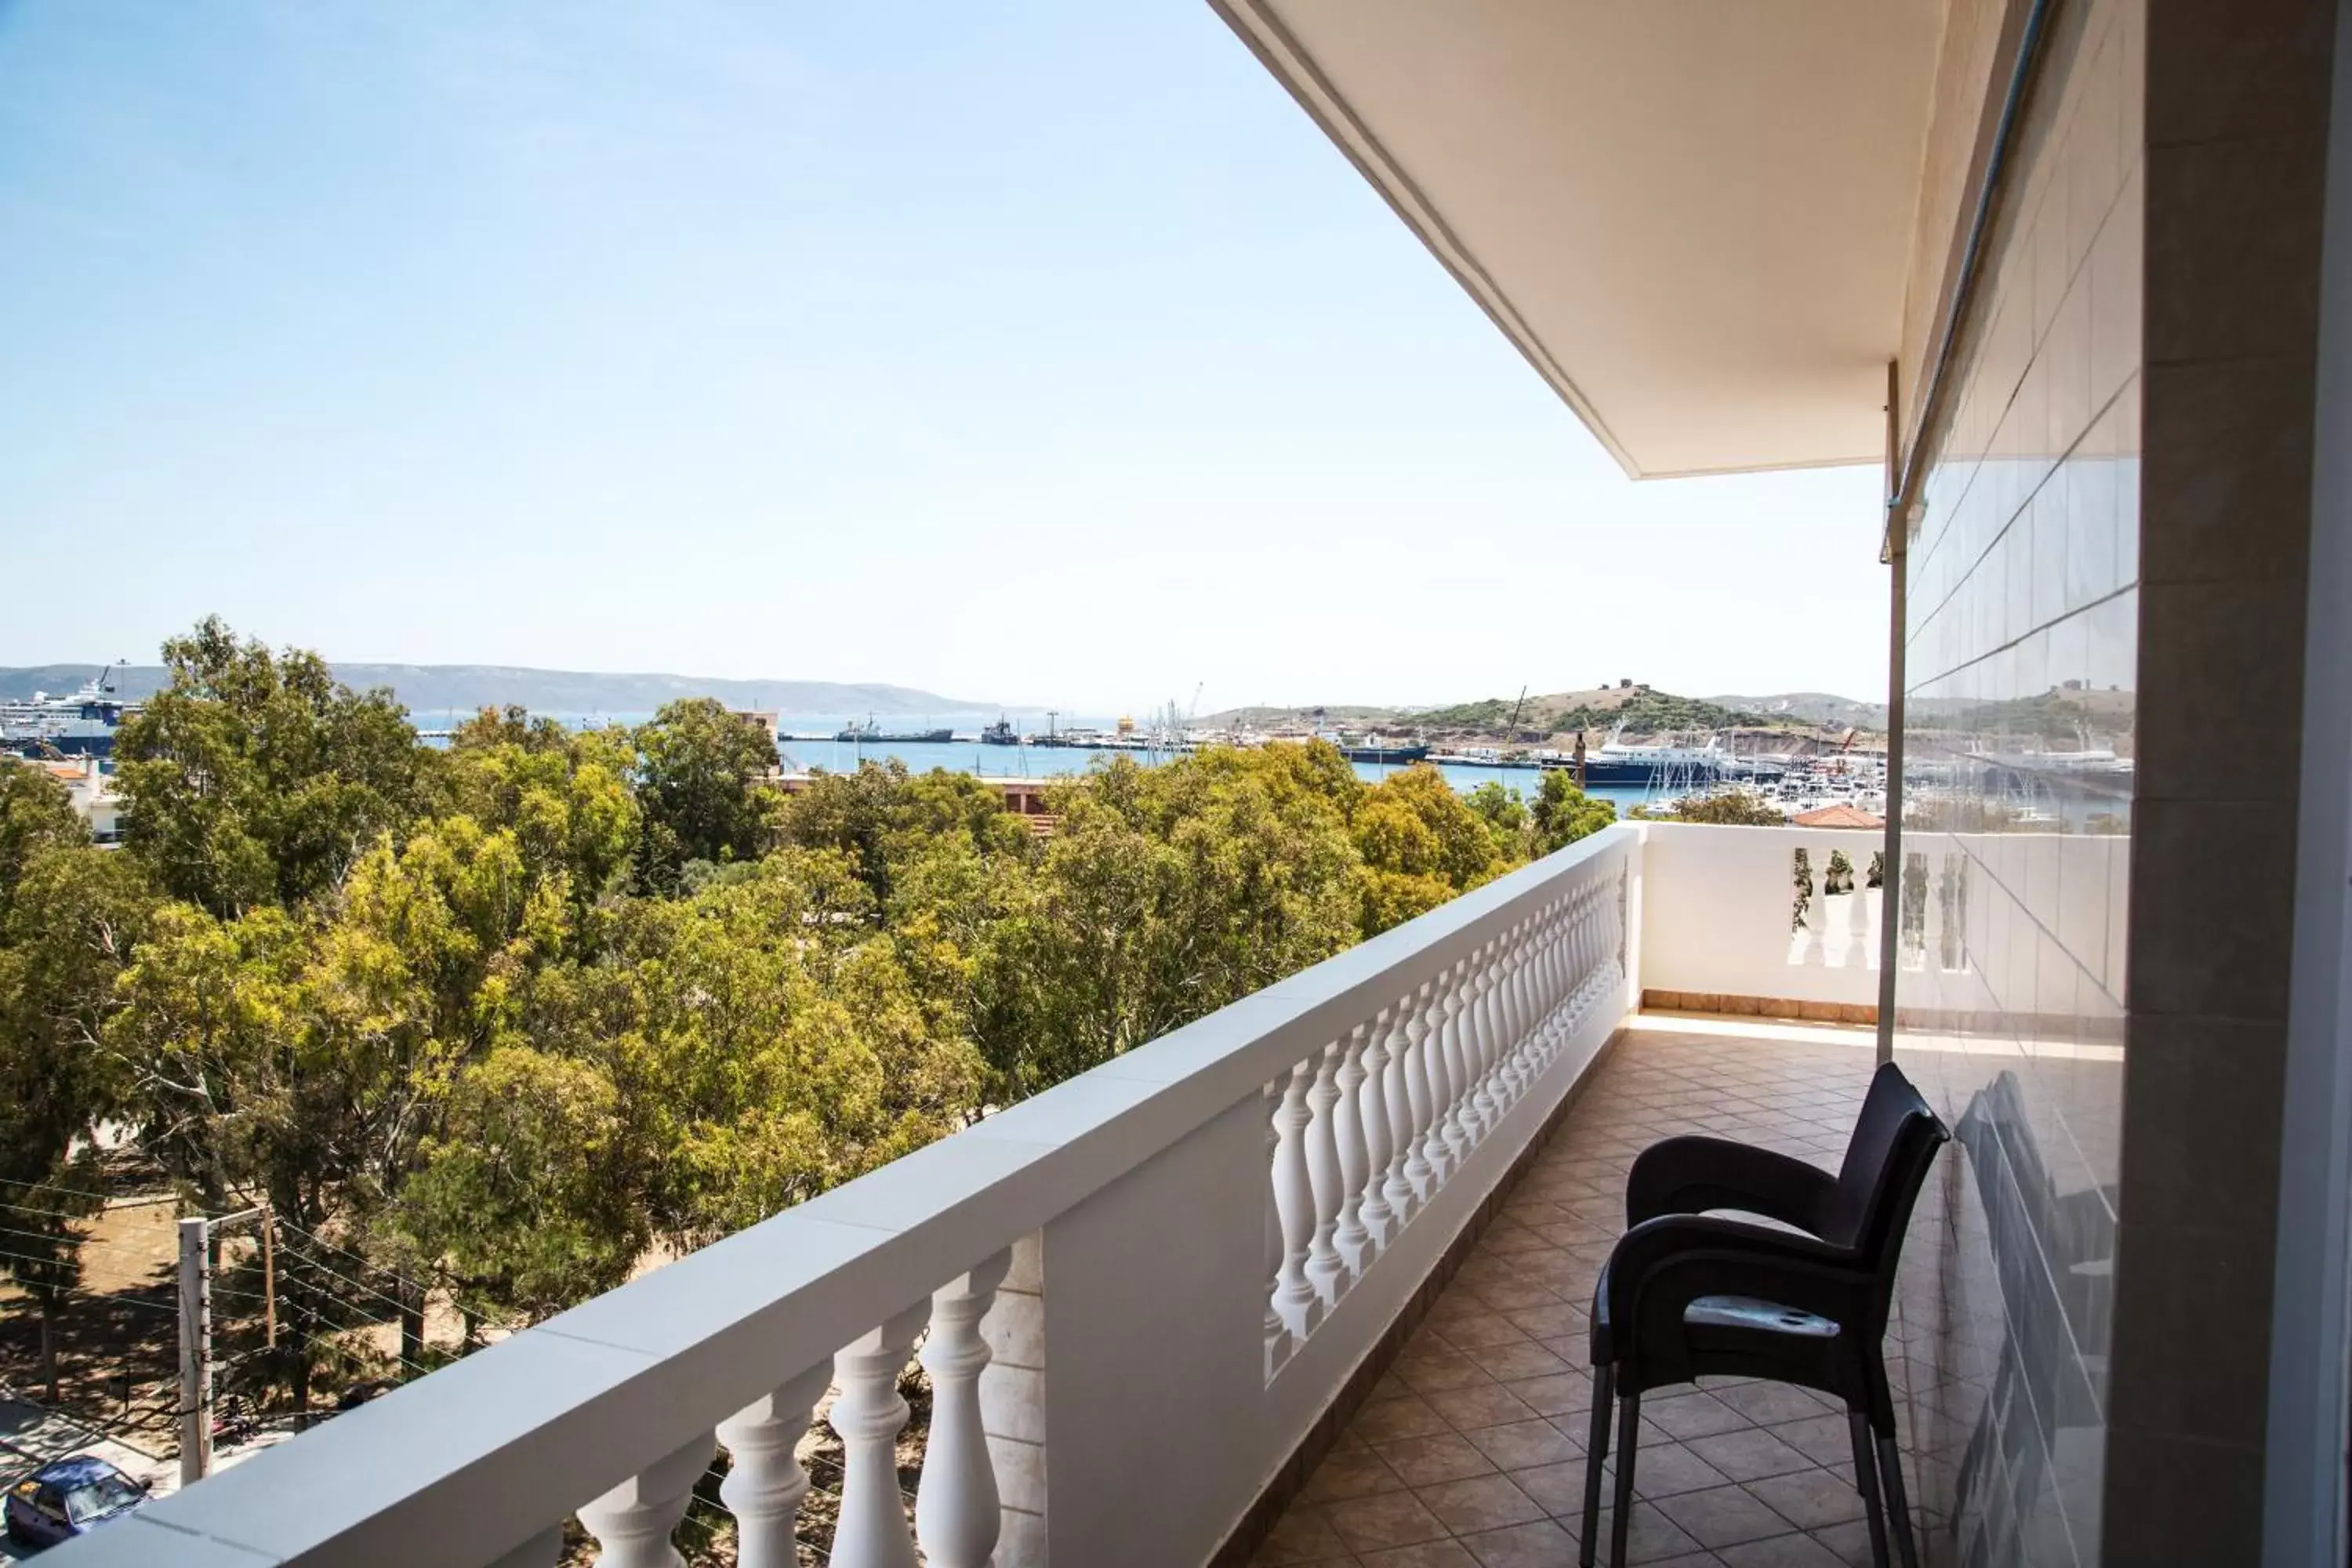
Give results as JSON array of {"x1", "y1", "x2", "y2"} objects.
[{"x1": 1822, "y1": 1062, "x2": 1949, "y2": 1278}]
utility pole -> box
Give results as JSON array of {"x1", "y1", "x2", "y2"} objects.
[{"x1": 176, "y1": 1217, "x2": 211, "y2": 1485}]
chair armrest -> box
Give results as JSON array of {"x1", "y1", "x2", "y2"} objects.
[
  {"x1": 1625, "y1": 1136, "x2": 1839, "y2": 1235},
  {"x1": 1603, "y1": 1214, "x2": 1867, "y2": 1354}
]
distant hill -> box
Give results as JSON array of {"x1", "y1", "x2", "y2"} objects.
[
  {"x1": 0, "y1": 663, "x2": 994, "y2": 720},
  {"x1": 1201, "y1": 685, "x2": 1836, "y2": 740},
  {"x1": 1704, "y1": 691, "x2": 1886, "y2": 731}
]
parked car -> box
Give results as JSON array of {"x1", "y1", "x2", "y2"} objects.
[{"x1": 4, "y1": 1454, "x2": 150, "y2": 1548}]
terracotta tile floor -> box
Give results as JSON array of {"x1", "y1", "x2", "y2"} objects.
[{"x1": 1256, "y1": 1017, "x2": 1912, "y2": 1568}]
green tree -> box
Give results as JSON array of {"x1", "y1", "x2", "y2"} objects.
[
  {"x1": 633, "y1": 699, "x2": 781, "y2": 891},
  {"x1": 441, "y1": 709, "x2": 641, "y2": 922},
  {"x1": 1351, "y1": 765, "x2": 1503, "y2": 935},
  {"x1": 0, "y1": 761, "x2": 84, "y2": 924},
  {"x1": 779, "y1": 760, "x2": 1033, "y2": 912},
  {"x1": 112, "y1": 616, "x2": 431, "y2": 917},
  {"x1": 1628, "y1": 789, "x2": 1788, "y2": 826},
  {"x1": 391, "y1": 1044, "x2": 646, "y2": 1322},
  {"x1": 972, "y1": 751, "x2": 1361, "y2": 1096},
  {"x1": 1463, "y1": 780, "x2": 1530, "y2": 861},
  {"x1": 0, "y1": 782, "x2": 150, "y2": 1398},
  {"x1": 1530, "y1": 771, "x2": 1620, "y2": 851}
]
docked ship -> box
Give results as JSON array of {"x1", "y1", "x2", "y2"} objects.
[
  {"x1": 1, "y1": 669, "x2": 135, "y2": 759},
  {"x1": 980, "y1": 718, "x2": 1020, "y2": 746},
  {"x1": 1341, "y1": 739, "x2": 1431, "y2": 764},
  {"x1": 1537, "y1": 728, "x2": 1772, "y2": 786},
  {"x1": 835, "y1": 718, "x2": 955, "y2": 744}
]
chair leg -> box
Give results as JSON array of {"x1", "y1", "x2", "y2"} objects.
[
  {"x1": 1848, "y1": 1410, "x2": 1890, "y2": 1568},
  {"x1": 1877, "y1": 1431, "x2": 1921, "y2": 1568},
  {"x1": 1579, "y1": 1364, "x2": 1613, "y2": 1568},
  {"x1": 1610, "y1": 1392, "x2": 1641, "y2": 1568}
]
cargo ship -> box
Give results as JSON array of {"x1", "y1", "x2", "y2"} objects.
[
  {"x1": 980, "y1": 718, "x2": 1020, "y2": 746},
  {"x1": 835, "y1": 718, "x2": 954, "y2": 744},
  {"x1": 1341, "y1": 740, "x2": 1431, "y2": 764}
]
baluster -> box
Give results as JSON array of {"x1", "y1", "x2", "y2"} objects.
[
  {"x1": 1305, "y1": 1041, "x2": 1348, "y2": 1305},
  {"x1": 579, "y1": 1435, "x2": 713, "y2": 1568},
  {"x1": 1559, "y1": 892, "x2": 1587, "y2": 1033},
  {"x1": 1417, "y1": 971, "x2": 1456, "y2": 1183},
  {"x1": 1449, "y1": 952, "x2": 1482, "y2": 1145},
  {"x1": 1332, "y1": 1023, "x2": 1374, "y2": 1276},
  {"x1": 1402, "y1": 985, "x2": 1440, "y2": 1200},
  {"x1": 831, "y1": 1303, "x2": 931, "y2": 1568},
  {"x1": 1539, "y1": 900, "x2": 1567, "y2": 1046},
  {"x1": 1509, "y1": 916, "x2": 1545, "y2": 1082},
  {"x1": 917, "y1": 1251, "x2": 1014, "y2": 1568},
  {"x1": 1433, "y1": 960, "x2": 1472, "y2": 1171},
  {"x1": 1381, "y1": 993, "x2": 1421, "y2": 1226},
  {"x1": 1486, "y1": 926, "x2": 1524, "y2": 1109},
  {"x1": 1490, "y1": 928, "x2": 1528, "y2": 1109},
  {"x1": 1531, "y1": 905, "x2": 1567, "y2": 1063},
  {"x1": 1272, "y1": 1059, "x2": 1323, "y2": 1337},
  {"x1": 1356, "y1": 1007, "x2": 1396, "y2": 1250},
  {"x1": 1617, "y1": 859, "x2": 1632, "y2": 981},
  {"x1": 1264, "y1": 1080, "x2": 1290, "y2": 1376},
  {"x1": 1581, "y1": 884, "x2": 1599, "y2": 1006},
  {"x1": 718, "y1": 1362, "x2": 832, "y2": 1568},
  {"x1": 1523, "y1": 915, "x2": 1553, "y2": 1069},
  {"x1": 1467, "y1": 940, "x2": 1503, "y2": 1135}
]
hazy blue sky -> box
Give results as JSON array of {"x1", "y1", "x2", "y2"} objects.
[{"x1": 0, "y1": 2, "x2": 1889, "y2": 712}]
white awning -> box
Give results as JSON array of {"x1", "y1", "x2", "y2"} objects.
[{"x1": 1214, "y1": 0, "x2": 1945, "y2": 478}]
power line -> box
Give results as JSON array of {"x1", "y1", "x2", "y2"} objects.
[
  {"x1": 0, "y1": 1279, "x2": 179, "y2": 1316},
  {"x1": 271, "y1": 1215, "x2": 506, "y2": 1329},
  {"x1": 0, "y1": 1221, "x2": 95, "y2": 1248}
]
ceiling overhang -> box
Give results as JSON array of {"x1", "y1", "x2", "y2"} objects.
[{"x1": 1212, "y1": 0, "x2": 1946, "y2": 479}]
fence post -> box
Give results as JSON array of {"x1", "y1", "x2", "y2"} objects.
[{"x1": 176, "y1": 1215, "x2": 211, "y2": 1485}]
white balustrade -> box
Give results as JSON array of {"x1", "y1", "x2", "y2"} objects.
[
  {"x1": 1304, "y1": 1041, "x2": 1348, "y2": 1305},
  {"x1": 1271, "y1": 1059, "x2": 1323, "y2": 1337},
  {"x1": 1465, "y1": 942, "x2": 1501, "y2": 1138},
  {"x1": 832, "y1": 1304, "x2": 931, "y2": 1568},
  {"x1": 1264, "y1": 1079, "x2": 1291, "y2": 1377},
  {"x1": 1331, "y1": 1023, "x2": 1374, "y2": 1276},
  {"x1": 717, "y1": 1362, "x2": 833, "y2": 1568},
  {"x1": 1402, "y1": 986, "x2": 1439, "y2": 1199},
  {"x1": 1380, "y1": 993, "x2": 1421, "y2": 1225},
  {"x1": 1356, "y1": 1005, "x2": 1396, "y2": 1250},
  {"x1": 1435, "y1": 960, "x2": 1473, "y2": 1168},
  {"x1": 917, "y1": 1251, "x2": 1014, "y2": 1568},
  {"x1": 579, "y1": 1436, "x2": 713, "y2": 1568}
]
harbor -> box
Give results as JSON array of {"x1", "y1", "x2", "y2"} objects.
[{"x1": 6, "y1": 681, "x2": 2131, "y2": 830}]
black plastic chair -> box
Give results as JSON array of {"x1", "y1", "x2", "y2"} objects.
[{"x1": 1578, "y1": 1061, "x2": 1948, "y2": 1568}]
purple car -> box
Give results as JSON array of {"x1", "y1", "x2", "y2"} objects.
[{"x1": 4, "y1": 1454, "x2": 149, "y2": 1548}]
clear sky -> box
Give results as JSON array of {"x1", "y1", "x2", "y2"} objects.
[{"x1": 0, "y1": 1, "x2": 1889, "y2": 713}]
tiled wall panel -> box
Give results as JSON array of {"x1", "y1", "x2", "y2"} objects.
[{"x1": 1889, "y1": 2, "x2": 2142, "y2": 1566}]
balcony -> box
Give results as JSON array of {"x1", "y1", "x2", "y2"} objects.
[{"x1": 56, "y1": 818, "x2": 1917, "y2": 1568}]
